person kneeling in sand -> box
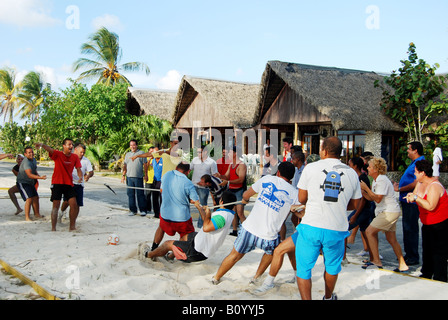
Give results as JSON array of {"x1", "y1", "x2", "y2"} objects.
[{"x1": 138, "y1": 191, "x2": 237, "y2": 263}]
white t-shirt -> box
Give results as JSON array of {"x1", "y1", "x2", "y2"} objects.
[
  {"x1": 371, "y1": 175, "x2": 400, "y2": 215},
  {"x1": 73, "y1": 156, "x2": 93, "y2": 187},
  {"x1": 432, "y1": 147, "x2": 443, "y2": 177},
  {"x1": 194, "y1": 209, "x2": 235, "y2": 257},
  {"x1": 242, "y1": 175, "x2": 299, "y2": 240},
  {"x1": 297, "y1": 158, "x2": 361, "y2": 232},
  {"x1": 190, "y1": 156, "x2": 218, "y2": 186}
]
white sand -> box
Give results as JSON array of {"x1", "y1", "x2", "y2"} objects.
[{"x1": 1, "y1": 175, "x2": 448, "y2": 300}]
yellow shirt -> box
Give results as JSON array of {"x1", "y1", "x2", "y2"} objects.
[
  {"x1": 152, "y1": 150, "x2": 182, "y2": 177},
  {"x1": 146, "y1": 157, "x2": 154, "y2": 184}
]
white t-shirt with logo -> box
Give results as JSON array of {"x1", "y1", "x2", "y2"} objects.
[
  {"x1": 242, "y1": 175, "x2": 299, "y2": 240},
  {"x1": 372, "y1": 175, "x2": 400, "y2": 215},
  {"x1": 297, "y1": 158, "x2": 361, "y2": 232}
]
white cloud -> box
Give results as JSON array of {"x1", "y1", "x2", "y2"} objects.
[
  {"x1": 156, "y1": 70, "x2": 182, "y2": 90},
  {"x1": 5, "y1": 64, "x2": 72, "y2": 91},
  {"x1": 91, "y1": 14, "x2": 124, "y2": 32},
  {"x1": 34, "y1": 65, "x2": 59, "y2": 88},
  {"x1": 16, "y1": 48, "x2": 33, "y2": 55},
  {"x1": 0, "y1": 0, "x2": 61, "y2": 28}
]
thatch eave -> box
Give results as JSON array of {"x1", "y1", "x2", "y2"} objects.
[
  {"x1": 257, "y1": 61, "x2": 404, "y2": 132},
  {"x1": 173, "y1": 76, "x2": 261, "y2": 129},
  {"x1": 126, "y1": 87, "x2": 177, "y2": 122}
]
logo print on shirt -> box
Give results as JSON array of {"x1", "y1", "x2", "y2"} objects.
[
  {"x1": 320, "y1": 170, "x2": 344, "y2": 202},
  {"x1": 260, "y1": 183, "x2": 291, "y2": 213}
]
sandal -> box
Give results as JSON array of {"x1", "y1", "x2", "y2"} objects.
[
  {"x1": 393, "y1": 268, "x2": 409, "y2": 274},
  {"x1": 362, "y1": 262, "x2": 383, "y2": 270},
  {"x1": 362, "y1": 259, "x2": 371, "y2": 264}
]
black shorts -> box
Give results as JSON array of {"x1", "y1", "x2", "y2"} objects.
[
  {"x1": 51, "y1": 184, "x2": 76, "y2": 202},
  {"x1": 63, "y1": 184, "x2": 84, "y2": 206},
  {"x1": 173, "y1": 232, "x2": 207, "y2": 263},
  {"x1": 17, "y1": 183, "x2": 38, "y2": 201}
]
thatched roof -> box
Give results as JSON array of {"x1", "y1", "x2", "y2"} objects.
[
  {"x1": 257, "y1": 61, "x2": 403, "y2": 132},
  {"x1": 173, "y1": 76, "x2": 260, "y2": 128},
  {"x1": 126, "y1": 87, "x2": 177, "y2": 122}
]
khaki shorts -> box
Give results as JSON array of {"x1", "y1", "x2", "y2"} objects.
[{"x1": 370, "y1": 211, "x2": 401, "y2": 232}]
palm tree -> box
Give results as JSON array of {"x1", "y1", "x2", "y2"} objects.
[
  {"x1": 18, "y1": 71, "x2": 51, "y2": 122},
  {"x1": 73, "y1": 27, "x2": 150, "y2": 86},
  {"x1": 0, "y1": 68, "x2": 22, "y2": 123}
]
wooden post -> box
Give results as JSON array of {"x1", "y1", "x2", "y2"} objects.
[{"x1": 294, "y1": 123, "x2": 299, "y2": 145}]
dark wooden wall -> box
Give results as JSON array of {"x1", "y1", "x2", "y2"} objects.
[{"x1": 261, "y1": 84, "x2": 331, "y2": 125}]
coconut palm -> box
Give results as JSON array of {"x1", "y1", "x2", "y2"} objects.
[
  {"x1": 73, "y1": 27, "x2": 150, "y2": 86},
  {"x1": 0, "y1": 68, "x2": 22, "y2": 123},
  {"x1": 18, "y1": 71, "x2": 51, "y2": 122}
]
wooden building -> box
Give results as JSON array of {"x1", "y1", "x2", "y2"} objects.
[
  {"x1": 173, "y1": 76, "x2": 260, "y2": 150},
  {"x1": 256, "y1": 61, "x2": 404, "y2": 169}
]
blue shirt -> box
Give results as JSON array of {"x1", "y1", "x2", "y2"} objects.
[
  {"x1": 152, "y1": 158, "x2": 163, "y2": 182},
  {"x1": 160, "y1": 170, "x2": 199, "y2": 222},
  {"x1": 291, "y1": 164, "x2": 305, "y2": 189},
  {"x1": 399, "y1": 156, "x2": 425, "y2": 202}
]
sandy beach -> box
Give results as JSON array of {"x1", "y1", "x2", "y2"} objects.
[{"x1": 1, "y1": 163, "x2": 448, "y2": 301}]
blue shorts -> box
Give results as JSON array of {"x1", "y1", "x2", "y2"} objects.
[
  {"x1": 295, "y1": 224, "x2": 349, "y2": 280},
  {"x1": 234, "y1": 226, "x2": 280, "y2": 255}
]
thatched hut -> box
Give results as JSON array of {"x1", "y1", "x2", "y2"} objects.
[
  {"x1": 173, "y1": 76, "x2": 261, "y2": 150},
  {"x1": 125, "y1": 87, "x2": 177, "y2": 121},
  {"x1": 256, "y1": 61, "x2": 404, "y2": 169}
]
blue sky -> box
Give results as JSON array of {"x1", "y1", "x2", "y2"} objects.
[{"x1": 1, "y1": 0, "x2": 448, "y2": 94}]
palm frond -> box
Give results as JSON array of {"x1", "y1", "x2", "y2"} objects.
[
  {"x1": 120, "y1": 62, "x2": 150, "y2": 75},
  {"x1": 76, "y1": 68, "x2": 105, "y2": 80},
  {"x1": 74, "y1": 27, "x2": 149, "y2": 86},
  {"x1": 73, "y1": 57, "x2": 103, "y2": 72}
]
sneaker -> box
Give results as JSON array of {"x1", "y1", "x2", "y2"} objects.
[
  {"x1": 285, "y1": 276, "x2": 296, "y2": 284},
  {"x1": 252, "y1": 282, "x2": 275, "y2": 295},
  {"x1": 139, "y1": 212, "x2": 147, "y2": 217},
  {"x1": 211, "y1": 277, "x2": 220, "y2": 285},
  {"x1": 323, "y1": 293, "x2": 338, "y2": 300},
  {"x1": 137, "y1": 242, "x2": 151, "y2": 261},
  {"x1": 58, "y1": 211, "x2": 66, "y2": 223},
  {"x1": 164, "y1": 252, "x2": 175, "y2": 263},
  {"x1": 128, "y1": 211, "x2": 137, "y2": 216},
  {"x1": 249, "y1": 277, "x2": 262, "y2": 286},
  {"x1": 356, "y1": 250, "x2": 369, "y2": 257}
]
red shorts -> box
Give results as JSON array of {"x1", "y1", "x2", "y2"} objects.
[{"x1": 159, "y1": 217, "x2": 195, "y2": 238}]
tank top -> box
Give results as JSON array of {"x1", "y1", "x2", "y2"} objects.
[
  {"x1": 418, "y1": 181, "x2": 448, "y2": 225},
  {"x1": 229, "y1": 163, "x2": 244, "y2": 190}
]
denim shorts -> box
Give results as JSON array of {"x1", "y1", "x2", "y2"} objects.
[
  {"x1": 295, "y1": 224, "x2": 349, "y2": 280},
  {"x1": 234, "y1": 226, "x2": 280, "y2": 255},
  {"x1": 229, "y1": 188, "x2": 244, "y2": 201}
]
